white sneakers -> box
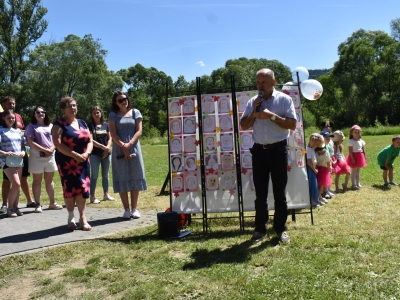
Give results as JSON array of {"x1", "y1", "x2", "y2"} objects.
[
  {"x1": 131, "y1": 208, "x2": 141, "y2": 219},
  {"x1": 122, "y1": 209, "x2": 131, "y2": 219},
  {"x1": 0, "y1": 205, "x2": 7, "y2": 214},
  {"x1": 90, "y1": 197, "x2": 101, "y2": 204},
  {"x1": 122, "y1": 208, "x2": 141, "y2": 219},
  {"x1": 35, "y1": 204, "x2": 43, "y2": 213},
  {"x1": 103, "y1": 194, "x2": 115, "y2": 201}
]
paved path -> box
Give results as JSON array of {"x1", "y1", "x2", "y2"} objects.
[{"x1": 0, "y1": 206, "x2": 158, "y2": 258}]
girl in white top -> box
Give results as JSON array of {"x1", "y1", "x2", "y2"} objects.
[
  {"x1": 0, "y1": 110, "x2": 25, "y2": 217},
  {"x1": 345, "y1": 125, "x2": 367, "y2": 190},
  {"x1": 25, "y1": 106, "x2": 62, "y2": 213}
]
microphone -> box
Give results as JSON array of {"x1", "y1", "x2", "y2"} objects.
[{"x1": 255, "y1": 90, "x2": 264, "y2": 112}]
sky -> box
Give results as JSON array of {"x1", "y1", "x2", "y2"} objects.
[{"x1": 38, "y1": 0, "x2": 400, "y2": 83}]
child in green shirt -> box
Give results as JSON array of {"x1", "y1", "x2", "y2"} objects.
[{"x1": 377, "y1": 135, "x2": 400, "y2": 187}]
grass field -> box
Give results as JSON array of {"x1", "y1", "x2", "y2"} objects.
[{"x1": 1, "y1": 134, "x2": 400, "y2": 299}]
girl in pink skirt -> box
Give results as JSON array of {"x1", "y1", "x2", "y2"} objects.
[
  {"x1": 316, "y1": 146, "x2": 332, "y2": 203},
  {"x1": 332, "y1": 130, "x2": 350, "y2": 192},
  {"x1": 346, "y1": 125, "x2": 367, "y2": 189}
]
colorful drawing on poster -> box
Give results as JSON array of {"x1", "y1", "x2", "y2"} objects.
[
  {"x1": 221, "y1": 152, "x2": 234, "y2": 170},
  {"x1": 295, "y1": 148, "x2": 304, "y2": 167},
  {"x1": 204, "y1": 134, "x2": 216, "y2": 151},
  {"x1": 237, "y1": 94, "x2": 249, "y2": 113},
  {"x1": 290, "y1": 94, "x2": 300, "y2": 109},
  {"x1": 220, "y1": 133, "x2": 233, "y2": 151},
  {"x1": 240, "y1": 132, "x2": 253, "y2": 150},
  {"x1": 184, "y1": 154, "x2": 197, "y2": 172},
  {"x1": 172, "y1": 175, "x2": 184, "y2": 192},
  {"x1": 169, "y1": 98, "x2": 181, "y2": 116},
  {"x1": 183, "y1": 116, "x2": 196, "y2": 134},
  {"x1": 206, "y1": 173, "x2": 219, "y2": 191},
  {"x1": 202, "y1": 95, "x2": 215, "y2": 114},
  {"x1": 170, "y1": 136, "x2": 182, "y2": 154},
  {"x1": 293, "y1": 128, "x2": 303, "y2": 148},
  {"x1": 219, "y1": 115, "x2": 232, "y2": 132},
  {"x1": 241, "y1": 151, "x2": 252, "y2": 169},
  {"x1": 296, "y1": 110, "x2": 302, "y2": 127},
  {"x1": 170, "y1": 118, "x2": 182, "y2": 135},
  {"x1": 203, "y1": 115, "x2": 216, "y2": 133},
  {"x1": 205, "y1": 152, "x2": 218, "y2": 170},
  {"x1": 184, "y1": 135, "x2": 196, "y2": 153},
  {"x1": 218, "y1": 95, "x2": 231, "y2": 113},
  {"x1": 221, "y1": 170, "x2": 236, "y2": 191},
  {"x1": 183, "y1": 97, "x2": 195, "y2": 115},
  {"x1": 185, "y1": 173, "x2": 198, "y2": 192},
  {"x1": 171, "y1": 154, "x2": 183, "y2": 172}
]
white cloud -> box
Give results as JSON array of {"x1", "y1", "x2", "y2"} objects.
[{"x1": 196, "y1": 61, "x2": 205, "y2": 67}]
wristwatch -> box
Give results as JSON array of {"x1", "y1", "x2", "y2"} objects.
[{"x1": 271, "y1": 115, "x2": 276, "y2": 121}]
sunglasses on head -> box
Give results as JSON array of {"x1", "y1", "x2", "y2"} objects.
[
  {"x1": 35, "y1": 110, "x2": 46, "y2": 115},
  {"x1": 311, "y1": 135, "x2": 319, "y2": 140},
  {"x1": 117, "y1": 98, "x2": 128, "y2": 103}
]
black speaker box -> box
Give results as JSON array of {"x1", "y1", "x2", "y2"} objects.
[{"x1": 157, "y1": 211, "x2": 179, "y2": 238}]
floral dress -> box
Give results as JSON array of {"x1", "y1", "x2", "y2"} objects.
[{"x1": 54, "y1": 118, "x2": 91, "y2": 199}]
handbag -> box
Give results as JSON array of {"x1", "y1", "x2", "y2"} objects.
[{"x1": 6, "y1": 156, "x2": 24, "y2": 167}]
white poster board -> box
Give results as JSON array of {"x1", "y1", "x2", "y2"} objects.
[{"x1": 169, "y1": 96, "x2": 203, "y2": 213}]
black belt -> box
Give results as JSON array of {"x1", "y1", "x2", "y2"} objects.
[{"x1": 254, "y1": 140, "x2": 287, "y2": 149}]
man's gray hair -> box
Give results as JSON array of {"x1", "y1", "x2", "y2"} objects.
[{"x1": 256, "y1": 68, "x2": 275, "y2": 79}]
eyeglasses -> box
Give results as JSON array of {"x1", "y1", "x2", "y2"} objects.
[
  {"x1": 35, "y1": 111, "x2": 46, "y2": 115},
  {"x1": 66, "y1": 104, "x2": 78, "y2": 108},
  {"x1": 117, "y1": 98, "x2": 127, "y2": 103}
]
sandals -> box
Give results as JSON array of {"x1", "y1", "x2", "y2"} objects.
[{"x1": 79, "y1": 219, "x2": 92, "y2": 231}]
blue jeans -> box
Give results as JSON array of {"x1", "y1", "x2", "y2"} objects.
[
  {"x1": 90, "y1": 154, "x2": 111, "y2": 194},
  {"x1": 250, "y1": 142, "x2": 288, "y2": 234}
]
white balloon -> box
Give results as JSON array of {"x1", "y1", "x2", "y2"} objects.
[
  {"x1": 292, "y1": 66, "x2": 309, "y2": 83},
  {"x1": 282, "y1": 82, "x2": 298, "y2": 91},
  {"x1": 300, "y1": 79, "x2": 323, "y2": 100}
]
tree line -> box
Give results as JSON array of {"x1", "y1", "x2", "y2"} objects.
[{"x1": 1, "y1": 1, "x2": 400, "y2": 136}]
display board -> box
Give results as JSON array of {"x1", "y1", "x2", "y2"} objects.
[{"x1": 168, "y1": 96, "x2": 203, "y2": 213}]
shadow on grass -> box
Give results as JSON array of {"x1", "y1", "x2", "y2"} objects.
[
  {"x1": 371, "y1": 184, "x2": 391, "y2": 191},
  {"x1": 182, "y1": 229, "x2": 279, "y2": 270},
  {"x1": 99, "y1": 225, "x2": 280, "y2": 270}
]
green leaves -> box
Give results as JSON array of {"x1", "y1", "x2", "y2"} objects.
[
  {"x1": 0, "y1": 0, "x2": 48, "y2": 85},
  {"x1": 19, "y1": 34, "x2": 123, "y2": 121}
]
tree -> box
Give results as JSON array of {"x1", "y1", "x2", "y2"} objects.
[
  {"x1": 0, "y1": 0, "x2": 48, "y2": 91},
  {"x1": 119, "y1": 64, "x2": 174, "y2": 135},
  {"x1": 19, "y1": 34, "x2": 123, "y2": 121},
  {"x1": 331, "y1": 29, "x2": 400, "y2": 126},
  {"x1": 390, "y1": 17, "x2": 400, "y2": 41},
  {"x1": 210, "y1": 57, "x2": 292, "y2": 90},
  {"x1": 173, "y1": 75, "x2": 190, "y2": 94}
]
